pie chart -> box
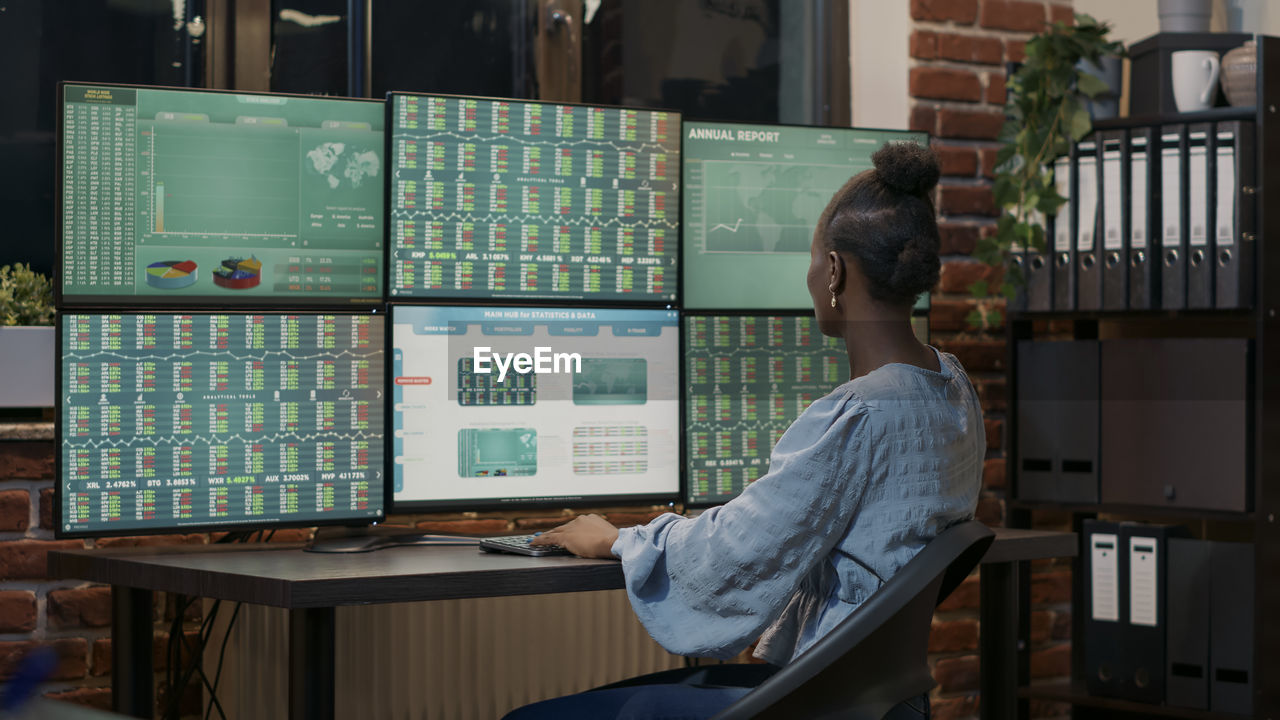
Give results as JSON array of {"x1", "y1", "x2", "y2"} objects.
[
  {"x1": 144, "y1": 260, "x2": 199, "y2": 290},
  {"x1": 213, "y1": 256, "x2": 263, "y2": 289}
]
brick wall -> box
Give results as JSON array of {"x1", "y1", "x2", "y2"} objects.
[{"x1": 911, "y1": 1, "x2": 1074, "y2": 718}]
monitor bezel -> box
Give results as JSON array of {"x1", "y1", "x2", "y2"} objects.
[
  {"x1": 676, "y1": 118, "x2": 930, "y2": 311},
  {"x1": 53, "y1": 307, "x2": 389, "y2": 540},
  {"x1": 382, "y1": 91, "x2": 684, "y2": 308},
  {"x1": 55, "y1": 81, "x2": 388, "y2": 311},
  {"x1": 384, "y1": 302, "x2": 682, "y2": 515}
]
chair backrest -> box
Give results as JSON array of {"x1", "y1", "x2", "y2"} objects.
[{"x1": 712, "y1": 519, "x2": 995, "y2": 720}]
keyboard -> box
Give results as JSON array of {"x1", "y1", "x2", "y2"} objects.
[{"x1": 478, "y1": 534, "x2": 571, "y2": 557}]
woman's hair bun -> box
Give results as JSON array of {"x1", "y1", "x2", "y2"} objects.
[{"x1": 872, "y1": 142, "x2": 941, "y2": 197}]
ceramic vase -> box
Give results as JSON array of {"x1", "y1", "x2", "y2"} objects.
[{"x1": 1222, "y1": 40, "x2": 1258, "y2": 107}]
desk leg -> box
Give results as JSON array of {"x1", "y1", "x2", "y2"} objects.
[
  {"x1": 112, "y1": 586, "x2": 154, "y2": 718},
  {"x1": 289, "y1": 607, "x2": 335, "y2": 720},
  {"x1": 980, "y1": 561, "x2": 1029, "y2": 720}
]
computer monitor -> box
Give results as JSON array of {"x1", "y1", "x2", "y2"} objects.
[
  {"x1": 57, "y1": 311, "x2": 385, "y2": 537},
  {"x1": 58, "y1": 83, "x2": 385, "y2": 307},
  {"x1": 391, "y1": 305, "x2": 680, "y2": 511},
  {"x1": 681, "y1": 121, "x2": 928, "y2": 309},
  {"x1": 682, "y1": 311, "x2": 849, "y2": 506},
  {"x1": 386, "y1": 93, "x2": 681, "y2": 304}
]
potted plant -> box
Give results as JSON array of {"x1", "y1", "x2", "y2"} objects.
[
  {"x1": 969, "y1": 14, "x2": 1124, "y2": 326},
  {"x1": 0, "y1": 263, "x2": 56, "y2": 407}
]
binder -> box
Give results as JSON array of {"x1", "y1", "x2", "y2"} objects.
[
  {"x1": 1128, "y1": 128, "x2": 1157, "y2": 310},
  {"x1": 1083, "y1": 520, "x2": 1124, "y2": 698},
  {"x1": 1117, "y1": 523, "x2": 1186, "y2": 704},
  {"x1": 1007, "y1": 237, "x2": 1027, "y2": 313},
  {"x1": 1186, "y1": 124, "x2": 1213, "y2": 309},
  {"x1": 1025, "y1": 201, "x2": 1053, "y2": 311},
  {"x1": 1015, "y1": 340, "x2": 1099, "y2": 503},
  {"x1": 1100, "y1": 131, "x2": 1127, "y2": 310},
  {"x1": 1160, "y1": 125, "x2": 1187, "y2": 310},
  {"x1": 1166, "y1": 538, "x2": 1210, "y2": 710},
  {"x1": 1052, "y1": 154, "x2": 1075, "y2": 311},
  {"x1": 1214, "y1": 121, "x2": 1256, "y2": 309},
  {"x1": 1210, "y1": 541, "x2": 1254, "y2": 714},
  {"x1": 1076, "y1": 139, "x2": 1102, "y2": 311}
]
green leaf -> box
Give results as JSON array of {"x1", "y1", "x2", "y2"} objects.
[
  {"x1": 1000, "y1": 281, "x2": 1019, "y2": 300},
  {"x1": 969, "y1": 280, "x2": 990, "y2": 298},
  {"x1": 1066, "y1": 97, "x2": 1093, "y2": 141},
  {"x1": 1077, "y1": 71, "x2": 1110, "y2": 98},
  {"x1": 965, "y1": 309, "x2": 986, "y2": 330}
]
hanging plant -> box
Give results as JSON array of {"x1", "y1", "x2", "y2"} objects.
[{"x1": 967, "y1": 13, "x2": 1124, "y2": 327}]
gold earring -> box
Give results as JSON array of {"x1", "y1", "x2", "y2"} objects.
[{"x1": 829, "y1": 291, "x2": 837, "y2": 308}]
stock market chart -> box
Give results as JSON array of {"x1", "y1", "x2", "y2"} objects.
[
  {"x1": 58, "y1": 313, "x2": 384, "y2": 536},
  {"x1": 59, "y1": 84, "x2": 384, "y2": 306},
  {"x1": 389, "y1": 94, "x2": 680, "y2": 303},
  {"x1": 684, "y1": 313, "x2": 846, "y2": 505}
]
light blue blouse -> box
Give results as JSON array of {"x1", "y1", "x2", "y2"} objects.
[{"x1": 611, "y1": 348, "x2": 985, "y2": 665}]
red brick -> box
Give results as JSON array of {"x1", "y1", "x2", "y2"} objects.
[
  {"x1": 980, "y1": 0, "x2": 1047, "y2": 32},
  {"x1": 939, "y1": 259, "x2": 1001, "y2": 294},
  {"x1": 163, "y1": 593, "x2": 203, "y2": 623},
  {"x1": 975, "y1": 377, "x2": 1007, "y2": 413},
  {"x1": 1031, "y1": 610, "x2": 1054, "y2": 645},
  {"x1": 47, "y1": 638, "x2": 89, "y2": 681},
  {"x1": 94, "y1": 533, "x2": 206, "y2": 549},
  {"x1": 938, "y1": 33, "x2": 1004, "y2": 65},
  {"x1": 1006, "y1": 39, "x2": 1027, "y2": 63},
  {"x1": 935, "y1": 144, "x2": 979, "y2": 177},
  {"x1": 983, "y1": 457, "x2": 1007, "y2": 490},
  {"x1": 91, "y1": 638, "x2": 110, "y2": 676},
  {"x1": 937, "y1": 339, "x2": 1005, "y2": 372},
  {"x1": 911, "y1": 0, "x2": 978, "y2": 23},
  {"x1": 154, "y1": 630, "x2": 202, "y2": 672},
  {"x1": 980, "y1": 147, "x2": 1000, "y2": 178},
  {"x1": 0, "y1": 442, "x2": 54, "y2": 479},
  {"x1": 44, "y1": 687, "x2": 113, "y2": 711},
  {"x1": 0, "y1": 641, "x2": 38, "y2": 680},
  {"x1": 929, "y1": 618, "x2": 979, "y2": 652},
  {"x1": 911, "y1": 67, "x2": 983, "y2": 103},
  {"x1": 937, "y1": 573, "x2": 980, "y2": 611},
  {"x1": 938, "y1": 109, "x2": 1005, "y2": 140},
  {"x1": 1031, "y1": 643, "x2": 1071, "y2": 678},
  {"x1": 604, "y1": 510, "x2": 665, "y2": 527},
  {"x1": 985, "y1": 72, "x2": 1007, "y2": 105},
  {"x1": 911, "y1": 30, "x2": 939, "y2": 59},
  {"x1": 930, "y1": 299, "x2": 974, "y2": 333},
  {"x1": 1030, "y1": 699, "x2": 1073, "y2": 718},
  {"x1": 39, "y1": 487, "x2": 53, "y2": 530},
  {"x1": 158, "y1": 675, "x2": 203, "y2": 717},
  {"x1": 984, "y1": 418, "x2": 1003, "y2": 450},
  {"x1": 931, "y1": 694, "x2": 980, "y2": 720},
  {"x1": 1032, "y1": 570, "x2": 1072, "y2": 604},
  {"x1": 938, "y1": 223, "x2": 982, "y2": 256},
  {"x1": 267, "y1": 527, "x2": 314, "y2": 543},
  {"x1": 1052, "y1": 610, "x2": 1072, "y2": 640},
  {"x1": 1050, "y1": 4, "x2": 1074, "y2": 25},
  {"x1": 515, "y1": 515, "x2": 576, "y2": 531},
  {"x1": 910, "y1": 105, "x2": 938, "y2": 134},
  {"x1": 976, "y1": 493, "x2": 1004, "y2": 526},
  {"x1": 939, "y1": 185, "x2": 996, "y2": 216},
  {"x1": 934, "y1": 654, "x2": 980, "y2": 692},
  {"x1": 415, "y1": 517, "x2": 511, "y2": 535},
  {"x1": 48, "y1": 586, "x2": 112, "y2": 628},
  {"x1": 0, "y1": 539, "x2": 85, "y2": 580},
  {"x1": 0, "y1": 591, "x2": 37, "y2": 633},
  {"x1": 0, "y1": 489, "x2": 29, "y2": 531}
]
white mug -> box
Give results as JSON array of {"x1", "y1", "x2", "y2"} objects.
[{"x1": 1171, "y1": 50, "x2": 1221, "y2": 112}]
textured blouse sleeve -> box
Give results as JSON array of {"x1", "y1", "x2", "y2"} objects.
[{"x1": 611, "y1": 391, "x2": 871, "y2": 658}]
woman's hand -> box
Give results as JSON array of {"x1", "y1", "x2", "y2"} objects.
[{"x1": 530, "y1": 514, "x2": 620, "y2": 559}]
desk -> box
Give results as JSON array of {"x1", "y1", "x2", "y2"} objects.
[{"x1": 50, "y1": 527, "x2": 1074, "y2": 720}]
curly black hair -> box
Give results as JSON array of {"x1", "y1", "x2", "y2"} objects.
[{"x1": 816, "y1": 142, "x2": 942, "y2": 306}]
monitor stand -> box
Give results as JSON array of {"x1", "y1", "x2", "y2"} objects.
[{"x1": 306, "y1": 525, "x2": 478, "y2": 553}]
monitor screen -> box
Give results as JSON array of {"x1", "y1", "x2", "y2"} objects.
[
  {"x1": 57, "y1": 312, "x2": 385, "y2": 537},
  {"x1": 387, "y1": 94, "x2": 681, "y2": 303},
  {"x1": 683, "y1": 312, "x2": 847, "y2": 506},
  {"x1": 391, "y1": 305, "x2": 680, "y2": 510},
  {"x1": 681, "y1": 122, "x2": 928, "y2": 309},
  {"x1": 58, "y1": 83, "x2": 384, "y2": 307}
]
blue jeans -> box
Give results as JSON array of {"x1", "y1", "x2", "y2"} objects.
[{"x1": 501, "y1": 665, "x2": 930, "y2": 720}]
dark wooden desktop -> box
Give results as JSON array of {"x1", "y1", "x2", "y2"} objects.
[{"x1": 49, "y1": 527, "x2": 1074, "y2": 720}]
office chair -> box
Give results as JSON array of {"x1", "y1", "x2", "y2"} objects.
[{"x1": 706, "y1": 518, "x2": 995, "y2": 720}]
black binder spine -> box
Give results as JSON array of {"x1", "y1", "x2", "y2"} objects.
[
  {"x1": 1102, "y1": 130, "x2": 1128, "y2": 310},
  {"x1": 1083, "y1": 520, "x2": 1124, "y2": 698},
  {"x1": 1160, "y1": 125, "x2": 1188, "y2": 310},
  {"x1": 1077, "y1": 138, "x2": 1102, "y2": 311},
  {"x1": 1187, "y1": 123, "x2": 1214, "y2": 309},
  {"x1": 1052, "y1": 152, "x2": 1076, "y2": 311},
  {"x1": 1128, "y1": 127, "x2": 1157, "y2": 310},
  {"x1": 1117, "y1": 523, "x2": 1186, "y2": 705},
  {"x1": 1166, "y1": 538, "x2": 1210, "y2": 710},
  {"x1": 1216, "y1": 120, "x2": 1256, "y2": 309},
  {"x1": 1209, "y1": 541, "x2": 1254, "y2": 714}
]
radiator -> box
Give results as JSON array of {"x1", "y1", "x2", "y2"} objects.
[{"x1": 204, "y1": 590, "x2": 683, "y2": 719}]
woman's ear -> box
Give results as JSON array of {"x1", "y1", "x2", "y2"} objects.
[{"x1": 827, "y1": 250, "x2": 846, "y2": 295}]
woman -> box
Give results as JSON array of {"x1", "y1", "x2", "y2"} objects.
[{"x1": 509, "y1": 142, "x2": 984, "y2": 719}]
